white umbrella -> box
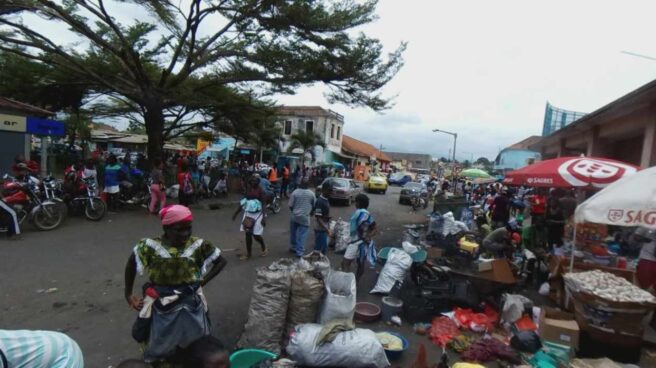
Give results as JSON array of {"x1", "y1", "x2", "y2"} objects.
[
  {"x1": 570, "y1": 166, "x2": 656, "y2": 270},
  {"x1": 574, "y1": 166, "x2": 656, "y2": 229}
]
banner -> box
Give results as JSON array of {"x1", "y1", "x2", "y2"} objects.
[{"x1": 196, "y1": 138, "x2": 210, "y2": 153}]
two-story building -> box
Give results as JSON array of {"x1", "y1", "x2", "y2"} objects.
[{"x1": 276, "y1": 105, "x2": 348, "y2": 164}]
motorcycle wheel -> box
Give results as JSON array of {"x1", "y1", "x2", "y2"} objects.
[
  {"x1": 33, "y1": 203, "x2": 65, "y2": 231},
  {"x1": 271, "y1": 197, "x2": 282, "y2": 214},
  {"x1": 84, "y1": 198, "x2": 106, "y2": 221}
]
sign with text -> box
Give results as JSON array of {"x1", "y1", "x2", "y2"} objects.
[
  {"x1": 26, "y1": 117, "x2": 65, "y2": 136},
  {"x1": 0, "y1": 114, "x2": 27, "y2": 133}
]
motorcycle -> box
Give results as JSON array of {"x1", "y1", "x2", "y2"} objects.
[
  {"x1": 410, "y1": 192, "x2": 428, "y2": 211},
  {"x1": 267, "y1": 192, "x2": 282, "y2": 214},
  {"x1": 118, "y1": 169, "x2": 150, "y2": 208},
  {"x1": 67, "y1": 177, "x2": 106, "y2": 221},
  {"x1": 42, "y1": 175, "x2": 68, "y2": 216},
  {"x1": 2, "y1": 174, "x2": 65, "y2": 231}
]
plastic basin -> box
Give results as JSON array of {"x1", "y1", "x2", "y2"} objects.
[
  {"x1": 381, "y1": 331, "x2": 409, "y2": 361},
  {"x1": 355, "y1": 302, "x2": 381, "y2": 322},
  {"x1": 229, "y1": 349, "x2": 276, "y2": 368}
]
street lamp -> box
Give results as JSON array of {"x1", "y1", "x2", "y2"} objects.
[{"x1": 432, "y1": 128, "x2": 458, "y2": 188}]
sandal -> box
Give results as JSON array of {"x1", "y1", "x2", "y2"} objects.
[
  {"x1": 260, "y1": 249, "x2": 268, "y2": 257},
  {"x1": 239, "y1": 254, "x2": 251, "y2": 261}
]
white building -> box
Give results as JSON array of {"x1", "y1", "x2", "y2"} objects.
[{"x1": 276, "y1": 106, "x2": 348, "y2": 163}]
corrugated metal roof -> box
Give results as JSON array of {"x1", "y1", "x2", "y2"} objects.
[
  {"x1": 0, "y1": 97, "x2": 54, "y2": 116},
  {"x1": 342, "y1": 135, "x2": 391, "y2": 162}
]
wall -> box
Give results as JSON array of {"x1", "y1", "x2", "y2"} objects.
[
  {"x1": 494, "y1": 149, "x2": 541, "y2": 171},
  {"x1": 278, "y1": 113, "x2": 344, "y2": 162},
  {"x1": 0, "y1": 131, "x2": 29, "y2": 174}
]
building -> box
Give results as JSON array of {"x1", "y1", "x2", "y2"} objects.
[
  {"x1": 494, "y1": 136, "x2": 542, "y2": 173},
  {"x1": 531, "y1": 79, "x2": 656, "y2": 168},
  {"x1": 383, "y1": 151, "x2": 432, "y2": 171},
  {"x1": 0, "y1": 97, "x2": 55, "y2": 173},
  {"x1": 276, "y1": 106, "x2": 347, "y2": 163},
  {"x1": 542, "y1": 102, "x2": 587, "y2": 136},
  {"x1": 341, "y1": 135, "x2": 391, "y2": 181}
]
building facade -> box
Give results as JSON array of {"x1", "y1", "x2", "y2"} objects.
[
  {"x1": 531, "y1": 79, "x2": 656, "y2": 168},
  {"x1": 276, "y1": 106, "x2": 346, "y2": 163},
  {"x1": 383, "y1": 151, "x2": 432, "y2": 171}
]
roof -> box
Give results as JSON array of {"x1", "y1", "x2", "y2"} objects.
[
  {"x1": 532, "y1": 77, "x2": 656, "y2": 150},
  {"x1": 507, "y1": 135, "x2": 542, "y2": 150},
  {"x1": 90, "y1": 122, "x2": 118, "y2": 132},
  {"x1": 383, "y1": 151, "x2": 432, "y2": 162},
  {"x1": 276, "y1": 105, "x2": 344, "y2": 122},
  {"x1": 342, "y1": 135, "x2": 391, "y2": 162},
  {"x1": 0, "y1": 97, "x2": 54, "y2": 116}
]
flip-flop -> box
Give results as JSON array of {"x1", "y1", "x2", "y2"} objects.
[
  {"x1": 238, "y1": 254, "x2": 251, "y2": 261},
  {"x1": 260, "y1": 250, "x2": 268, "y2": 257}
]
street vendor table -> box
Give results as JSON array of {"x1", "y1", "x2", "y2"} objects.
[{"x1": 447, "y1": 259, "x2": 518, "y2": 301}]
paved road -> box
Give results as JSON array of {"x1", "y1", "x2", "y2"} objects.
[{"x1": 0, "y1": 185, "x2": 432, "y2": 366}]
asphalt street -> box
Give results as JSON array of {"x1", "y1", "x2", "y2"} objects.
[{"x1": 0, "y1": 185, "x2": 435, "y2": 367}]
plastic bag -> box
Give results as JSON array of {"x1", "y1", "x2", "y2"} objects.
[
  {"x1": 370, "y1": 248, "x2": 412, "y2": 294},
  {"x1": 510, "y1": 330, "x2": 542, "y2": 353},
  {"x1": 500, "y1": 293, "x2": 533, "y2": 324},
  {"x1": 301, "y1": 251, "x2": 331, "y2": 279},
  {"x1": 285, "y1": 270, "x2": 324, "y2": 335},
  {"x1": 539, "y1": 282, "x2": 550, "y2": 295},
  {"x1": 286, "y1": 324, "x2": 390, "y2": 368},
  {"x1": 238, "y1": 259, "x2": 293, "y2": 355},
  {"x1": 318, "y1": 271, "x2": 356, "y2": 324},
  {"x1": 429, "y1": 316, "x2": 460, "y2": 347},
  {"x1": 402, "y1": 241, "x2": 419, "y2": 254}
]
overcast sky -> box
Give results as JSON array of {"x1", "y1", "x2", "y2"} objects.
[
  {"x1": 276, "y1": 0, "x2": 656, "y2": 160},
  {"x1": 19, "y1": 1, "x2": 656, "y2": 160}
]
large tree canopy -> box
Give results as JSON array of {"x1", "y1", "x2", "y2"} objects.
[{"x1": 0, "y1": 0, "x2": 405, "y2": 159}]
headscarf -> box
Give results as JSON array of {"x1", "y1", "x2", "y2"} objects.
[{"x1": 159, "y1": 205, "x2": 193, "y2": 225}]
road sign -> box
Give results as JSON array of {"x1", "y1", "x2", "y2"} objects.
[
  {"x1": 0, "y1": 114, "x2": 27, "y2": 133},
  {"x1": 26, "y1": 117, "x2": 65, "y2": 136}
]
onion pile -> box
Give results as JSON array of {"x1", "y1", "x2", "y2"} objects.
[{"x1": 565, "y1": 270, "x2": 656, "y2": 303}]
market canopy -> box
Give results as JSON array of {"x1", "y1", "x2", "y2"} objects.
[
  {"x1": 502, "y1": 156, "x2": 639, "y2": 188},
  {"x1": 460, "y1": 168, "x2": 491, "y2": 178},
  {"x1": 574, "y1": 166, "x2": 656, "y2": 229}
]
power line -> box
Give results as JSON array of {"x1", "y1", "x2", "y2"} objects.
[{"x1": 621, "y1": 50, "x2": 656, "y2": 62}]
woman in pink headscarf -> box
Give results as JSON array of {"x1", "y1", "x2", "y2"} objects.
[{"x1": 122, "y1": 205, "x2": 227, "y2": 365}]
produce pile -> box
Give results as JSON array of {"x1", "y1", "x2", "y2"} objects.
[{"x1": 564, "y1": 270, "x2": 656, "y2": 303}]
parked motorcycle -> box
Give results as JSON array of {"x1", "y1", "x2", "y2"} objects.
[
  {"x1": 67, "y1": 177, "x2": 106, "y2": 221},
  {"x1": 2, "y1": 174, "x2": 65, "y2": 231},
  {"x1": 42, "y1": 175, "x2": 67, "y2": 216},
  {"x1": 118, "y1": 169, "x2": 150, "y2": 208},
  {"x1": 410, "y1": 192, "x2": 428, "y2": 211}
]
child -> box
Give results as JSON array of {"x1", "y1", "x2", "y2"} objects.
[{"x1": 341, "y1": 194, "x2": 377, "y2": 281}]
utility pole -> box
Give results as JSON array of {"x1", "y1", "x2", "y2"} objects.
[{"x1": 432, "y1": 128, "x2": 458, "y2": 189}]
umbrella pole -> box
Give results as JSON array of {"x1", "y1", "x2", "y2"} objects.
[{"x1": 569, "y1": 222, "x2": 577, "y2": 271}]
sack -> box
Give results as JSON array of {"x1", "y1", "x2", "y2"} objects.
[
  {"x1": 370, "y1": 248, "x2": 413, "y2": 294},
  {"x1": 286, "y1": 324, "x2": 390, "y2": 368},
  {"x1": 334, "y1": 220, "x2": 350, "y2": 253},
  {"x1": 318, "y1": 271, "x2": 356, "y2": 324},
  {"x1": 238, "y1": 259, "x2": 293, "y2": 355},
  {"x1": 301, "y1": 251, "x2": 331, "y2": 279},
  {"x1": 242, "y1": 216, "x2": 256, "y2": 231},
  {"x1": 285, "y1": 270, "x2": 324, "y2": 336}
]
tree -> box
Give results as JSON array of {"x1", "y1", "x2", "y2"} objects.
[
  {"x1": 462, "y1": 159, "x2": 471, "y2": 168},
  {"x1": 286, "y1": 130, "x2": 325, "y2": 169},
  {"x1": 475, "y1": 157, "x2": 491, "y2": 166},
  {"x1": 1, "y1": 0, "x2": 405, "y2": 160},
  {"x1": 249, "y1": 121, "x2": 282, "y2": 163}
]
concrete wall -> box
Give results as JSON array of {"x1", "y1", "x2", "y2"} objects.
[{"x1": 277, "y1": 113, "x2": 344, "y2": 162}]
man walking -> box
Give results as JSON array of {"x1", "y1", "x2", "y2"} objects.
[{"x1": 289, "y1": 180, "x2": 316, "y2": 257}]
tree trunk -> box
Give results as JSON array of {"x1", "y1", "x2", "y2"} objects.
[{"x1": 144, "y1": 105, "x2": 165, "y2": 162}]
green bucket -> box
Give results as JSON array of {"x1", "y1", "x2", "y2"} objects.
[{"x1": 229, "y1": 349, "x2": 276, "y2": 368}]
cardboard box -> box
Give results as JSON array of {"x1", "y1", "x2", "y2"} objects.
[
  {"x1": 476, "y1": 260, "x2": 493, "y2": 272},
  {"x1": 427, "y1": 247, "x2": 444, "y2": 259},
  {"x1": 538, "y1": 307, "x2": 580, "y2": 349}
]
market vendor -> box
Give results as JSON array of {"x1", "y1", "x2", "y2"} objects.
[
  {"x1": 123, "y1": 205, "x2": 228, "y2": 364},
  {"x1": 481, "y1": 220, "x2": 521, "y2": 258},
  {"x1": 634, "y1": 227, "x2": 656, "y2": 291}
]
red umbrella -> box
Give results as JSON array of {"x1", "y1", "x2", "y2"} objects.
[{"x1": 503, "y1": 156, "x2": 640, "y2": 188}]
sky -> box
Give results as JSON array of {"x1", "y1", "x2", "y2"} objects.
[
  {"x1": 275, "y1": 0, "x2": 656, "y2": 160},
  {"x1": 16, "y1": 0, "x2": 656, "y2": 160}
]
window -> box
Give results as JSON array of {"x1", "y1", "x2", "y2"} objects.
[
  {"x1": 336, "y1": 126, "x2": 341, "y2": 139},
  {"x1": 305, "y1": 120, "x2": 314, "y2": 133},
  {"x1": 284, "y1": 120, "x2": 292, "y2": 135},
  {"x1": 415, "y1": 160, "x2": 422, "y2": 165},
  {"x1": 330, "y1": 124, "x2": 335, "y2": 138}
]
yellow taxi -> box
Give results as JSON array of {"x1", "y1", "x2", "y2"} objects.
[{"x1": 364, "y1": 173, "x2": 389, "y2": 194}]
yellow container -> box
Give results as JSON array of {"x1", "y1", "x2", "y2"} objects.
[{"x1": 459, "y1": 236, "x2": 479, "y2": 254}]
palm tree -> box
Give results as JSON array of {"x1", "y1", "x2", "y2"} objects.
[
  {"x1": 287, "y1": 130, "x2": 326, "y2": 169},
  {"x1": 249, "y1": 121, "x2": 283, "y2": 163}
]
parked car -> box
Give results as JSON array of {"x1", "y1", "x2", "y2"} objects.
[
  {"x1": 399, "y1": 182, "x2": 429, "y2": 204},
  {"x1": 388, "y1": 172, "x2": 413, "y2": 186},
  {"x1": 364, "y1": 173, "x2": 388, "y2": 194},
  {"x1": 316, "y1": 177, "x2": 362, "y2": 205},
  {"x1": 416, "y1": 174, "x2": 431, "y2": 185}
]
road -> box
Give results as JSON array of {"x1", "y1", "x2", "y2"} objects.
[{"x1": 0, "y1": 184, "x2": 434, "y2": 367}]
